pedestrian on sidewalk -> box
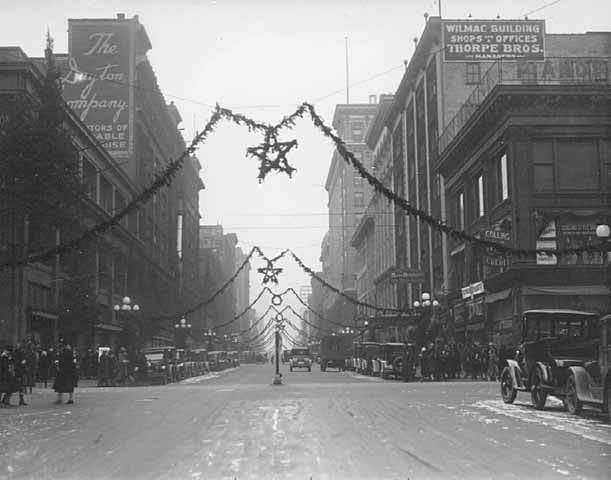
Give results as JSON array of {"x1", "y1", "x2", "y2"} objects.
[
  {"x1": 37, "y1": 350, "x2": 51, "y2": 388},
  {"x1": 1, "y1": 345, "x2": 18, "y2": 407},
  {"x1": 13, "y1": 341, "x2": 28, "y2": 405},
  {"x1": 53, "y1": 340, "x2": 78, "y2": 405}
]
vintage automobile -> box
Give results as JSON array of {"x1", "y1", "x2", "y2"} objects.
[
  {"x1": 289, "y1": 347, "x2": 312, "y2": 372},
  {"x1": 208, "y1": 350, "x2": 228, "y2": 371},
  {"x1": 190, "y1": 348, "x2": 209, "y2": 375},
  {"x1": 500, "y1": 309, "x2": 610, "y2": 416},
  {"x1": 379, "y1": 342, "x2": 417, "y2": 381},
  {"x1": 354, "y1": 342, "x2": 381, "y2": 376},
  {"x1": 141, "y1": 346, "x2": 175, "y2": 385},
  {"x1": 379, "y1": 343, "x2": 406, "y2": 379}
]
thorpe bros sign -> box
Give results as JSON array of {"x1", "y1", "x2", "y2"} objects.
[
  {"x1": 442, "y1": 19, "x2": 545, "y2": 61},
  {"x1": 62, "y1": 21, "x2": 133, "y2": 157}
]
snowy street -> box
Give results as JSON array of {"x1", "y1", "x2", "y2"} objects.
[{"x1": 1, "y1": 364, "x2": 609, "y2": 480}]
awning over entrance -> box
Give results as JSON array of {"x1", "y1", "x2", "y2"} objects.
[
  {"x1": 95, "y1": 323, "x2": 123, "y2": 332},
  {"x1": 485, "y1": 288, "x2": 512, "y2": 304},
  {"x1": 521, "y1": 285, "x2": 609, "y2": 296}
]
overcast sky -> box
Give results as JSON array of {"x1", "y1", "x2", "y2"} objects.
[{"x1": 2, "y1": 0, "x2": 610, "y2": 334}]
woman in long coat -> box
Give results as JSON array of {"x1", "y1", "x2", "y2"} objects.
[{"x1": 53, "y1": 343, "x2": 78, "y2": 404}]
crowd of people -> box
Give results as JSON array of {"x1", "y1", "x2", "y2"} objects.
[
  {"x1": 0, "y1": 338, "x2": 78, "y2": 407},
  {"x1": 416, "y1": 340, "x2": 514, "y2": 382}
]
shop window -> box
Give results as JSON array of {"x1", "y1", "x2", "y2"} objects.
[{"x1": 465, "y1": 63, "x2": 481, "y2": 85}]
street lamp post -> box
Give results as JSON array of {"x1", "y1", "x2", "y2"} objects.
[
  {"x1": 113, "y1": 296, "x2": 140, "y2": 352},
  {"x1": 204, "y1": 329, "x2": 216, "y2": 350},
  {"x1": 273, "y1": 313, "x2": 284, "y2": 385},
  {"x1": 174, "y1": 317, "x2": 192, "y2": 349},
  {"x1": 413, "y1": 292, "x2": 440, "y2": 346},
  {"x1": 596, "y1": 223, "x2": 610, "y2": 313}
]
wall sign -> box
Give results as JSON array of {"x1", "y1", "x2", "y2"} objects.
[
  {"x1": 442, "y1": 19, "x2": 545, "y2": 61},
  {"x1": 62, "y1": 21, "x2": 134, "y2": 157}
]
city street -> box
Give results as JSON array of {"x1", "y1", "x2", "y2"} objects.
[{"x1": 1, "y1": 364, "x2": 609, "y2": 480}]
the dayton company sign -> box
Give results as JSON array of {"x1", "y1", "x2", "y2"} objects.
[
  {"x1": 442, "y1": 19, "x2": 545, "y2": 61},
  {"x1": 62, "y1": 21, "x2": 133, "y2": 157}
]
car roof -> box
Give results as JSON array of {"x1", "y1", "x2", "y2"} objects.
[{"x1": 523, "y1": 309, "x2": 598, "y2": 317}]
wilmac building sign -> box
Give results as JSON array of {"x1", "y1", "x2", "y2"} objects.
[
  {"x1": 442, "y1": 19, "x2": 545, "y2": 61},
  {"x1": 62, "y1": 21, "x2": 134, "y2": 157}
]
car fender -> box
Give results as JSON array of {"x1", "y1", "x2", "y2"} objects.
[
  {"x1": 568, "y1": 366, "x2": 599, "y2": 404},
  {"x1": 505, "y1": 359, "x2": 525, "y2": 389},
  {"x1": 535, "y1": 361, "x2": 552, "y2": 384}
]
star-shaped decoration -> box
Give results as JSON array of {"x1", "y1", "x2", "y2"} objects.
[
  {"x1": 247, "y1": 129, "x2": 298, "y2": 182},
  {"x1": 257, "y1": 259, "x2": 283, "y2": 284}
]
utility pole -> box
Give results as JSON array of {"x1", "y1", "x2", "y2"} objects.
[{"x1": 345, "y1": 36, "x2": 350, "y2": 104}]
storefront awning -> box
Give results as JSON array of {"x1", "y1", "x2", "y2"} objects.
[
  {"x1": 31, "y1": 310, "x2": 59, "y2": 320},
  {"x1": 522, "y1": 285, "x2": 609, "y2": 296},
  {"x1": 95, "y1": 323, "x2": 123, "y2": 332},
  {"x1": 485, "y1": 288, "x2": 512, "y2": 304}
]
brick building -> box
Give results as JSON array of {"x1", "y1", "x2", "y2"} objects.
[
  {"x1": 0, "y1": 14, "x2": 204, "y2": 351},
  {"x1": 438, "y1": 35, "x2": 611, "y2": 344},
  {"x1": 322, "y1": 100, "x2": 378, "y2": 328}
]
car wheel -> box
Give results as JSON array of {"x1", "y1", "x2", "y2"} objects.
[
  {"x1": 530, "y1": 369, "x2": 547, "y2": 410},
  {"x1": 564, "y1": 374, "x2": 582, "y2": 415},
  {"x1": 308, "y1": 367, "x2": 311, "y2": 372},
  {"x1": 290, "y1": 367, "x2": 293, "y2": 372},
  {"x1": 500, "y1": 367, "x2": 517, "y2": 404}
]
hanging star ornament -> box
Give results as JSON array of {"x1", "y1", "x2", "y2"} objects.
[
  {"x1": 246, "y1": 128, "x2": 298, "y2": 182},
  {"x1": 257, "y1": 259, "x2": 283, "y2": 284}
]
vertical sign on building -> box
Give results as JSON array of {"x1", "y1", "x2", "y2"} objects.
[{"x1": 62, "y1": 20, "x2": 134, "y2": 158}]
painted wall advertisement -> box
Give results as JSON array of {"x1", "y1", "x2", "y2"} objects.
[
  {"x1": 62, "y1": 21, "x2": 133, "y2": 157},
  {"x1": 442, "y1": 19, "x2": 545, "y2": 61}
]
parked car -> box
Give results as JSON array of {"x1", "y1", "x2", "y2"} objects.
[
  {"x1": 141, "y1": 347, "x2": 175, "y2": 385},
  {"x1": 208, "y1": 351, "x2": 228, "y2": 371},
  {"x1": 500, "y1": 309, "x2": 610, "y2": 417},
  {"x1": 379, "y1": 342, "x2": 417, "y2": 380},
  {"x1": 289, "y1": 347, "x2": 312, "y2": 372},
  {"x1": 320, "y1": 334, "x2": 353, "y2": 372},
  {"x1": 354, "y1": 342, "x2": 381, "y2": 376}
]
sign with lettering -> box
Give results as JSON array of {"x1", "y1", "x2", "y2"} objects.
[
  {"x1": 461, "y1": 281, "x2": 485, "y2": 300},
  {"x1": 442, "y1": 19, "x2": 545, "y2": 61},
  {"x1": 390, "y1": 269, "x2": 426, "y2": 283},
  {"x1": 62, "y1": 21, "x2": 133, "y2": 157},
  {"x1": 517, "y1": 58, "x2": 609, "y2": 84}
]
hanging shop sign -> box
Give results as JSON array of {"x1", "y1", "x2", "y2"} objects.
[
  {"x1": 62, "y1": 20, "x2": 134, "y2": 158},
  {"x1": 442, "y1": 19, "x2": 545, "y2": 61},
  {"x1": 481, "y1": 217, "x2": 512, "y2": 274},
  {"x1": 461, "y1": 281, "x2": 485, "y2": 300}
]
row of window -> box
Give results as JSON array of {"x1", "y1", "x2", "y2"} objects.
[{"x1": 453, "y1": 152, "x2": 509, "y2": 229}]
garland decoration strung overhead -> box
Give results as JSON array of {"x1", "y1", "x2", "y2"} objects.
[{"x1": 257, "y1": 259, "x2": 283, "y2": 284}]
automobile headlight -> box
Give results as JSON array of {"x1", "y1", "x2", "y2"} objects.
[{"x1": 161, "y1": 366, "x2": 166, "y2": 370}]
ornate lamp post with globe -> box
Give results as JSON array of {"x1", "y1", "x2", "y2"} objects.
[
  {"x1": 596, "y1": 223, "x2": 610, "y2": 313},
  {"x1": 114, "y1": 296, "x2": 140, "y2": 353},
  {"x1": 413, "y1": 292, "x2": 441, "y2": 346},
  {"x1": 174, "y1": 317, "x2": 192, "y2": 349}
]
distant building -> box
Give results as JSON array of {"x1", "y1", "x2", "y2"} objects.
[
  {"x1": 199, "y1": 225, "x2": 239, "y2": 334},
  {"x1": 322, "y1": 99, "x2": 378, "y2": 328},
  {"x1": 234, "y1": 247, "x2": 251, "y2": 333}
]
